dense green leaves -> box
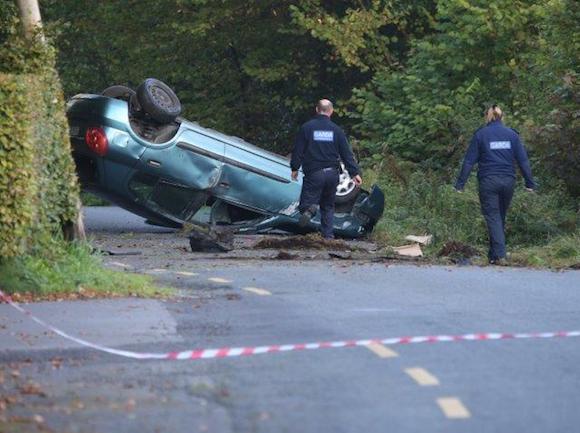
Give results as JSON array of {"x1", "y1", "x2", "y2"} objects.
[
  {"x1": 40, "y1": 0, "x2": 436, "y2": 153},
  {"x1": 351, "y1": 0, "x2": 543, "y2": 169},
  {"x1": 42, "y1": 0, "x2": 369, "y2": 152},
  {"x1": 0, "y1": 2, "x2": 79, "y2": 258},
  {"x1": 40, "y1": 0, "x2": 577, "y2": 194}
]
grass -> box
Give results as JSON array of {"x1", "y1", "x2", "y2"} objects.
[
  {"x1": 510, "y1": 233, "x2": 580, "y2": 269},
  {"x1": 370, "y1": 171, "x2": 579, "y2": 268},
  {"x1": 0, "y1": 240, "x2": 170, "y2": 300}
]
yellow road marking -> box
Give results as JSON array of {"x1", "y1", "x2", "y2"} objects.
[
  {"x1": 175, "y1": 271, "x2": 198, "y2": 276},
  {"x1": 404, "y1": 367, "x2": 440, "y2": 386},
  {"x1": 366, "y1": 343, "x2": 398, "y2": 358},
  {"x1": 208, "y1": 277, "x2": 232, "y2": 284},
  {"x1": 242, "y1": 287, "x2": 272, "y2": 296},
  {"x1": 436, "y1": 397, "x2": 471, "y2": 419}
]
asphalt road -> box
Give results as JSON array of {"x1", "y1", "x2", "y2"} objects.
[{"x1": 1, "y1": 206, "x2": 579, "y2": 433}]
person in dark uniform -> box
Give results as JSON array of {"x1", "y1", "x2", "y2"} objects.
[
  {"x1": 455, "y1": 105, "x2": 536, "y2": 264},
  {"x1": 290, "y1": 99, "x2": 362, "y2": 239}
]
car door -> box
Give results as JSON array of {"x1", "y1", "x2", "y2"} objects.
[
  {"x1": 130, "y1": 128, "x2": 225, "y2": 221},
  {"x1": 218, "y1": 138, "x2": 302, "y2": 214}
]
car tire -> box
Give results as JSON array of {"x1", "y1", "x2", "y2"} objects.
[
  {"x1": 136, "y1": 78, "x2": 181, "y2": 124},
  {"x1": 335, "y1": 185, "x2": 361, "y2": 204},
  {"x1": 335, "y1": 164, "x2": 361, "y2": 204},
  {"x1": 102, "y1": 85, "x2": 135, "y2": 102}
]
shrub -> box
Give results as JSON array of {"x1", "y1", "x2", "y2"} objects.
[
  {"x1": 510, "y1": 233, "x2": 580, "y2": 268},
  {"x1": 372, "y1": 171, "x2": 578, "y2": 254},
  {"x1": 0, "y1": 4, "x2": 79, "y2": 258}
]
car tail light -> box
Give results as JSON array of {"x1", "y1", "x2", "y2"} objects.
[{"x1": 85, "y1": 127, "x2": 108, "y2": 156}]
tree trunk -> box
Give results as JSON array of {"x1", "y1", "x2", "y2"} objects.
[
  {"x1": 15, "y1": 0, "x2": 44, "y2": 40},
  {"x1": 62, "y1": 198, "x2": 87, "y2": 243}
]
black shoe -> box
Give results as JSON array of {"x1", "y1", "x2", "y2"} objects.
[{"x1": 298, "y1": 205, "x2": 317, "y2": 227}]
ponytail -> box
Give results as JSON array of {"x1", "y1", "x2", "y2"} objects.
[{"x1": 485, "y1": 105, "x2": 503, "y2": 123}]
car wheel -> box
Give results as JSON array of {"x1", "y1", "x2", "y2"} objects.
[
  {"x1": 102, "y1": 85, "x2": 135, "y2": 102},
  {"x1": 335, "y1": 163, "x2": 360, "y2": 204},
  {"x1": 136, "y1": 78, "x2": 181, "y2": 124}
]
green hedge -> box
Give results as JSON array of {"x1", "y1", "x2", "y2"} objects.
[{"x1": 0, "y1": 3, "x2": 79, "y2": 258}]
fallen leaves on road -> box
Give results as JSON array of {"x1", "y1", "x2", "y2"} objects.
[
  {"x1": 71, "y1": 400, "x2": 85, "y2": 410},
  {"x1": 3, "y1": 283, "x2": 170, "y2": 303},
  {"x1": 50, "y1": 358, "x2": 63, "y2": 370},
  {"x1": 0, "y1": 395, "x2": 21, "y2": 411},
  {"x1": 124, "y1": 398, "x2": 136, "y2": 411},
  {"x1": 7, "y1": 288, "x2": 125, "y2": 304},
  {"x1": 19, "y1": 382, "x2": 47, "y2": 397},
  {"x1": 32, "y1": 414, "x2": 45, "y2": 424}
]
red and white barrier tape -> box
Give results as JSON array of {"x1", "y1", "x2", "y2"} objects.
[{"x1": 2, "y1": 289, "x2": 579, "y2": 361}]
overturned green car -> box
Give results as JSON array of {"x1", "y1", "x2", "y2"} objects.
[{"x1": 67, "y1": 78, "x2": 384, "y2": 238}]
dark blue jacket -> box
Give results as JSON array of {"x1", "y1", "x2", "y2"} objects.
[
  {"x1": 291, "y1": 114, "x2": 360, "y2": 176},
  {"x1": 455, "y1": 120, "x2": 535, "y2": 190}
]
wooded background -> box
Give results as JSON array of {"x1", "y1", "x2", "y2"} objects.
[{"x1": 41, "y1": 0, "x2": 578, "y2": 197}]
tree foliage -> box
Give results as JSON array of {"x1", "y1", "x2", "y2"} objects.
[
  {"x1": 43, "y1": 0, "x2": 370, "y2": 152},
  {"x1": 350, "y1": 0, "x2": 544, "y2": 168},
  {"x1": 350, "y1": 0, "x2": 578, "y2": 196},
  {"x1": 40, "y1": 0, "x2": 579, "y2": 197},
  {"x1": 518, "y1": 0, "x2": 579, "y2": 197},
  {"x1": 41, "y1": 0, "x2": 434, "y2": 152}
]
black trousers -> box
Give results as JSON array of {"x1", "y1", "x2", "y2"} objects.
[
  {"x1": 478, "y1": 175, "x2": 515, "y2": 260},
  {"x1": 299, "y1": 167, "x2": 339, "y2": 238}
]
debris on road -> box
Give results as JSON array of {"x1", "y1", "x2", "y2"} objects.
[
  {"x1": 98, "y1": 249, "x2": 142, "y2": 256},
  {"x1": 404, "y1": 234, "x2": 433, "y2": 245},
  {"x1": 393, "y1": 244, "x2": 423, "y2": 257},
  {"x1": 253, "y1": 233, "x2": 362, "y2": 251},
  {"x1": 438, "y1": 241, "x2": 479, "y2": 262},
  {"x1": 18, "y1": 382, "x2": 46, "y2": 397},
  {"x1": 188, "y1": 224, "x2": 234, "y2": 252},
  {"x1": 328, "y1": 252, "x2": 352, "y2": 260},
  {"x1": 272, "y1": 251, "x2": 299, "y2": 260}
]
